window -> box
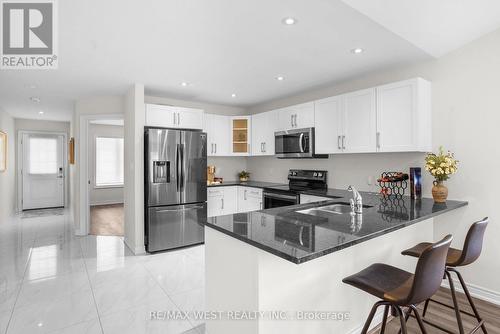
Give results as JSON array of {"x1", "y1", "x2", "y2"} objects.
[
  {"x1": 29, "y1": 137, "x2": 58, "y2": 174},
  {"x1": 95, "y1": 137, "x2": 124, "y2": 187}
]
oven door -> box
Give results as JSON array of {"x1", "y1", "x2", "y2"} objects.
[
  {"x1": 263, "y1": 191, "x2": 298, "y2": 209},
  {"x1": 275, "y1": 128, "x2": 312, "y2": 158}
]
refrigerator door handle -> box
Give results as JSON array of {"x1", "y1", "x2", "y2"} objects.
[
  {"x1": 176, "y1": 143, "x2": 180, "y2": 191},
  {"x1": 180, "y1": 144, "x2": 185, "y2": 192}
]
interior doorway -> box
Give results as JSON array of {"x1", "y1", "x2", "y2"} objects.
[
  {"x1": 19, "y1": 131, "x2": 67, "y2": 211},
  {"x1": 86, "y1": 118, "x2": 124, "y2": 236}
]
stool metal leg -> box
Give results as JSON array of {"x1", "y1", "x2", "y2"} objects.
[
  {"x1": 397, "y1": 307, "x2": 412, "y2": 334},
  {"x1": 410, "y1": 305, "x2": 428, "y2": 334},
  {"x1": 445, "y1": 270, "x2": 465, "y2": 334},
  {"x1": 422, "y1": 299, "x2": 430, "y2": 317},
  {"x1": 449, "y1": 268, "x2": 488, "y2": 334},
  {"x1": 361, "y1": 301, "x2": 388, "y2": 334},
  {"x1": 395, "y1": 306, "x2": 408, "y2": 334},
  {"x1": 380, "y1": 305, "x2": 389, "y2": 334}
]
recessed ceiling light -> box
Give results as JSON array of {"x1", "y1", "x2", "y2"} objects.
[
  {"x1": 231, "y1": 93, "x2": 236, "y2": 98},
  {"x1": 275, "y1": 76, "x2": 284, "y2": 81},
  {"x1": 39, "y1": 111, "x2": 44, "y2": 115},
  {"x1": 282, "y1": 17, "x2": 297, "y2": 25},
  {"x1": 30, "y1": 96, "x2": 41, "y2": 103},
  {"x1": 180, "y1": 82, "x2": 190, "y2": 87},
  {"x1": 351, "y1": 48, "x2": 364, "y2": 54}
]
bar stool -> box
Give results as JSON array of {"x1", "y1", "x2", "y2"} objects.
[
  {"x1": 343, "y1": 235, "x2": 453, "y2": 334},
  {"x1": 401, "y1": 217, "x2": 489, "y2": 334}
]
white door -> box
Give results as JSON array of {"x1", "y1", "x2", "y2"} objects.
[
  {"x1": 376, "y1": 79, "x2": 417, "y2": 152},
  {"x1": 314, "y1": 96, "x2": 343, "y2": 154},
  {"x1": 176, "y1": 107, "x2": 204, "y2": 130},
  {"x1": 206, "y1": 114, "x2": 230, "y2": 156},
  {"x1": 145, "y1": 104, "x2": 176, "y2": 128},
  {"x1": 290, "y1": 102, "x2": 315, "y2": 129},
  {"x1": 343, "y1": 88, "x2": 377, "y2": 153},
  {"x1": 251, "y1": 111, "x2": 277, "y2": 156},
  {"x1": 22, "y1": 133, "x2": 65, "y2": 210}
]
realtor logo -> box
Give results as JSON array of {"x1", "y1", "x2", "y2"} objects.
[{"x1": 1, "y1": 0, "x2": 58, "y2": 69}]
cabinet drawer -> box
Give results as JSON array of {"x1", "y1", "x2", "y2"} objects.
[{"x1": 208, "y1": 188, "x2": 224, "y2": 197}]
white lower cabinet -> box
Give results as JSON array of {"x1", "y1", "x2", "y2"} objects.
[
  {"x1": 208, "y1": 186, "x2": 263, "y2": 217},
  {"x1": 237, "y1": 187, "x2": 263, "y2": 212},
  {"x1": 207, "y1": 186, "x2": 238, "y2": 217},
  {"x1": 300, "y1": 194, "x2": 332, "y2": 204}
]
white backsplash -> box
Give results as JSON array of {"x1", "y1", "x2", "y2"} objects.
[
  {"x1": 246, "y1": 153, "x2": 429, "y2": 195},
  {"x1": 208, "y1": 157, "x2": 248, "y2": 182}
]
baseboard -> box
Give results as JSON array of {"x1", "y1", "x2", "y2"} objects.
[
  {"x1": 346, "y1": 309, "x2": 386, "y2": 334},
  {"x1": 124, "y1": 238, "x2": 146, "y2": 255},
  {"x1": 90, "y1": 201, "x2": 124, "y2": 206},
  {"x1": 441, "y1": 278, "x2": 500, "y2": 306}
]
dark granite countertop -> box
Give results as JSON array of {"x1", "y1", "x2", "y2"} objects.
[
  {"x1": 204, "y1": 191, "x2": 468, "y2": 264},
  {"x1": 207, "y1": 181, "x2": 284, "y2": 189}
]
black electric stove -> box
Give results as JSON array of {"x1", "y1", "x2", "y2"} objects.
[{"x1": 263, "y1": 170, "x2": 328, "y2": 209}]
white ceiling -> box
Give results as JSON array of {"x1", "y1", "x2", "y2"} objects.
[
  {"x1": 1, "y1": 0, "x2": 499, "y2": 121},
  {"x1": 341, "y1": 0, "x2": 500, "y2": 58}
]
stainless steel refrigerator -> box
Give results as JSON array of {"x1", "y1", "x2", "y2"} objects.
[{"x1": 144, "y1": 128, "x2": 207, "y2": 252}]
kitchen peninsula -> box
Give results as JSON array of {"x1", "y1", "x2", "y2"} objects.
[{"x1": 203, "y1": 188, "x2": 467, "y2": 334}]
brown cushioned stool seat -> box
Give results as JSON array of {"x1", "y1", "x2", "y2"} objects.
[
  {"x1": 343, "y1": 263, "x2": 414, "y2": 305},
  {"x1": 402, "y1": 243, "x2": 463, "y2": 267}
]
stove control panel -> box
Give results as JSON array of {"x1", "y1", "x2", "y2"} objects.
[{"x1": 288, "y1": 169, "x2": 328, "y2": 182}]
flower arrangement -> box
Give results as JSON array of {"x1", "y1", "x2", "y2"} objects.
[{"x1": 425, "y1": 147, "x2": 458, "y2": 182}]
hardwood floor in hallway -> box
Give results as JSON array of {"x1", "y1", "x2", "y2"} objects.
[
  {"x1": 370, "y1": 287, "x2": 500, "y2": 333},
  {"x1": 90, "y1": 204, "x2": 124, "y2": 236}
]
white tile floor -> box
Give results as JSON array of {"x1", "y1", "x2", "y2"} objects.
[{"x1": 0, "y1": 211, "x2": 205, "y2": 334}]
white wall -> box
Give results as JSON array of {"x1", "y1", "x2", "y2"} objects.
[
  {"x1": 124, "y1": 84, "x2": 145, "y2": 254},
  {"x1": 247, "y1": 28, "x2": 500, "y2": 298},
  {"x1": 88, "y1": 123, "x2": 124, "y2": 206},
  {"x1": 14, "y1": 118, "x2": 71, "y2": 211},
  {"x1": 0, "y1": 109, "x2": 15, "y2": 221},
  {"x1": 72, "y1": 96, "x2": 124, "y2": 234},
  {"x1": 207, "y1": 157, "x2": 248, "y2": 182}
]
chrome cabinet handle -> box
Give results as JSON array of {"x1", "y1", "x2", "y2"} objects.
[
  {"x1": 342, "y1": 135, "x2": 346, "y2": 150},
  {"x1": 221, "y1": 198, "x2": 224, "y2": 210},
  {"x1": 263, "y1": 142, "x2": 266, "y2": 152},
  {"x1": 337, "y1": 136, "x2": 341, "y2": 150},
  {"x1": 376, "y1": 132, "x2": 381, "y2": 149},
  {"x1": 295, "y1": 114, "x2": 298, "y2": 127},
  {"x1": 290, "y1": 115, "x2": 293, "y2": 128},
  {"x1": 244, "y1": 190, "x2": 247, "y2": 200},
  {"x1": 215, "y1": 143, "x2": 217, "y2": 154}
]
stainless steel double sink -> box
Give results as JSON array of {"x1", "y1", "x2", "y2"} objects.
[{"x1": 296, "y1": 202, "x2": 373, "y2": 217}]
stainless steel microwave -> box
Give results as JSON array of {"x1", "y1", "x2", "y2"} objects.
[{"x1": 274, "y1": 127, "x2": 327, "y2": 159}]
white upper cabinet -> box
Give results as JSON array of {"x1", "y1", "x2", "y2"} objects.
[
  {"x1": 342, "y1": 88, "x2": 377, "y2": 153},
  {"x1": 205, "y1": 114, "x2": 230, "y2": 156},
  {"x1": 251, "y1": 111, "x2": 277, "y2": 156},
  {"x1": 313, "y1": 78, "x2": 431, "y2": 154},
  {"x1": 277, "y1": 102, "x2": 314, "y2": 131},
  {"x1": 145, "y1": 104, "x2": 204, "y2": 130},
  {"x1": 376, "y1": 78, "x2": 431, "y2": 152},
  {"x1": 314, "y1": 96, "x2": 343, "y2": 154}
]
